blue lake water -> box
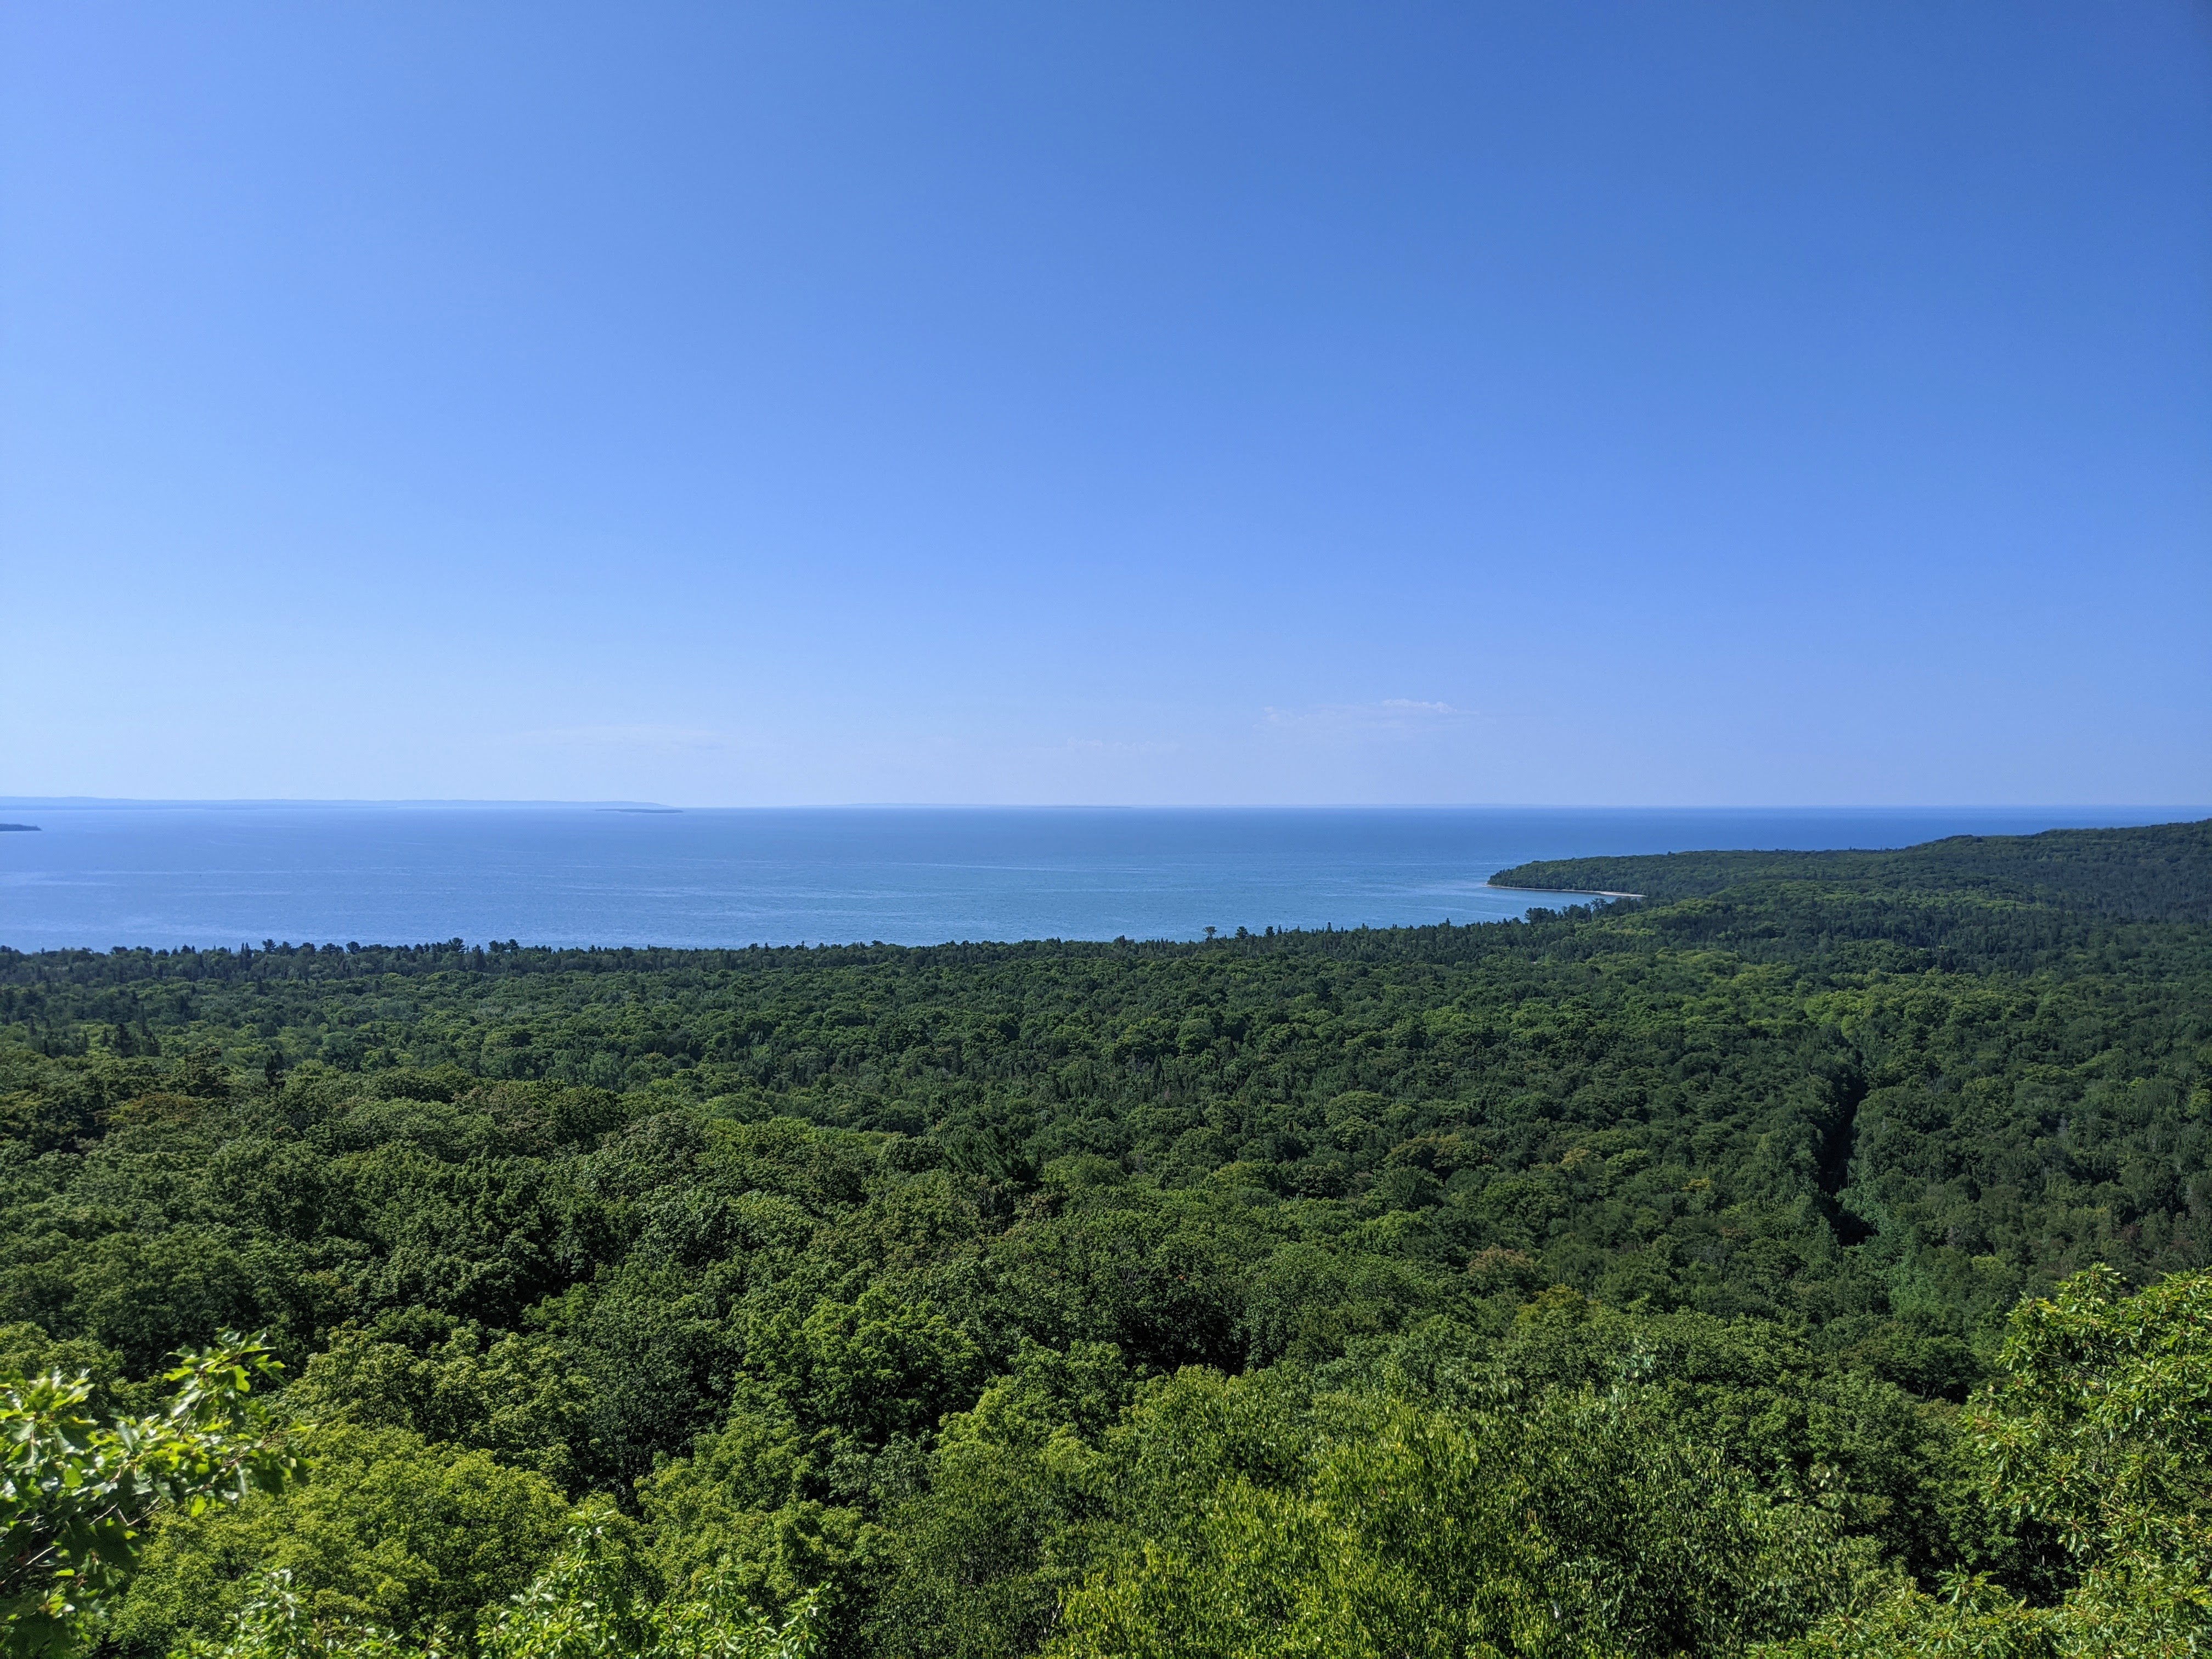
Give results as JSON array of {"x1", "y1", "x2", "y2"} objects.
[{"x1": 0, "y1": 803, "x2": 2198, "y2": 952}]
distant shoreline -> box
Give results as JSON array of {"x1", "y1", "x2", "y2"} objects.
[
  {"x1": 0, "y1": 824, "x2": 40, "y2": 832},
  {"x1": 1485, "y1": 880, "x2": 1642, "y2": 900}
]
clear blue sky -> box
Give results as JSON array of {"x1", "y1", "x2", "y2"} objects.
[{"x1": 3, "y1": 3, "x2": 2206, "y2": 806}]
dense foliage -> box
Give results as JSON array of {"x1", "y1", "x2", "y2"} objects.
[
  {"x1": 3, "y1": 1336, "x2": 293, "y2": 1656},
  {"x1": 1, "y1": 820, "x2": 2206, "y2": 1656}
]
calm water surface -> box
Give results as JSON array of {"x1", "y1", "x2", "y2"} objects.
[{"x1": 0, "y1": 804, "x2": 2197, "y2": 952}]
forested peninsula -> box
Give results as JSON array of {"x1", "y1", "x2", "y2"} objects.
[{"x1": 4, "y1": 821, "x2": 2209, "y2": 1658}]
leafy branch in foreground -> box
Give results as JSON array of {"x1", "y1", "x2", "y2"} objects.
[
  {"x1": 2, "y1": 1333, "x2": 297, "y2": 1659},
  {"x1": 484, "y1": 1506, "x2": 822, "y2": 1659},
  {"x1": 1760, "y1": 1266, "x2": 2212, "y2": 1658},
  {"x1": 179, "y1": 1506, "x2": 822, "y2": 1659}
]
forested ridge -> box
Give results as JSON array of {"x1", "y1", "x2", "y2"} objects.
[{"x1": 3, "y1": 820, "x2": 2209, "y2": 1657}]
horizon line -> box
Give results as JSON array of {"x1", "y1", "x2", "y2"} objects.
[{"x1": 4, "y1": 797, "x2": 2208, "y2": 814}]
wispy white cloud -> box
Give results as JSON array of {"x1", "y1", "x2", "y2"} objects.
[
  {"x1": 1262, "y1": 698, "x2": 1477, "y2": 738},
  {"x1": 1064, "y1": 737, "x2": 1182, "y2": 755},
  {"x1": 521, "y1": 724, "x2": 733, "y2": 751}
]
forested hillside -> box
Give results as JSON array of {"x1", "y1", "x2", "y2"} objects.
[
  {"x1": 1489, "y1": 817, "x2": 2212, "y2": 923},
  {"x1": 3, "y1": 820, "x2": 2208, "y2": 1657}
]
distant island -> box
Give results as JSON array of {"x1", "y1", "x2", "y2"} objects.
[{"x1": 0, "y1": 823, "x2": 40, "y2": 832}]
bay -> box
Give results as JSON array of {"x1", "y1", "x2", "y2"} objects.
[{"x1": 0, "y1": 802, "x2": 2197, "y2": 953}]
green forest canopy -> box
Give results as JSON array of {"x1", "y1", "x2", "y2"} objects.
[{"x1": 1, "y1": 819, "x2": 2207, "y2": 1657}]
